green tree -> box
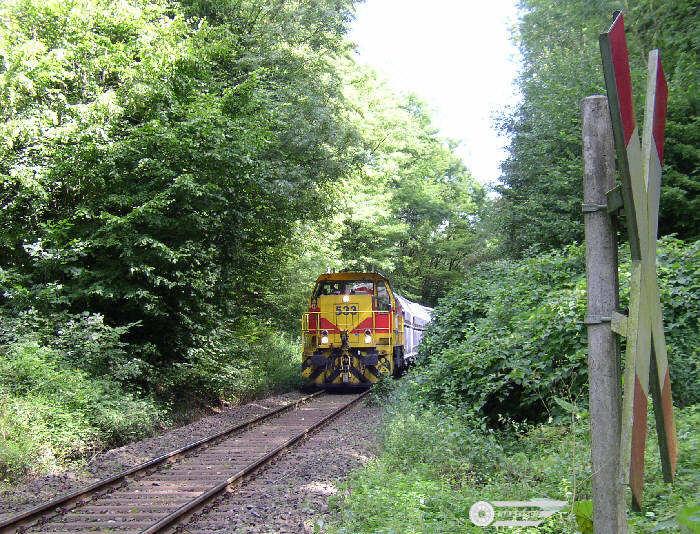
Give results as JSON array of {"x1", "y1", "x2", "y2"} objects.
[
  {"x1": 336, "y1": 67, "x2": 488, "y2": 305},
  {"x1": 496, "y1": 0, "x2": 698, "y2": 256},
  {"x1": 0, "y1": 0, "x2": 361, "y2": 389}
]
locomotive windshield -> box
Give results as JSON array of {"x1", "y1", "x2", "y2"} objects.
[
  {"x1": 314, "y1": 280, "x2": 374, "y2": 297},
  {"x1": 376, "y1": 281, "x2": 391, "y2": 310}
]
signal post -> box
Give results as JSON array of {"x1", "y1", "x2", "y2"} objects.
[{"x1": 583, "y1": 11, "x2": 678, "y2": 532}]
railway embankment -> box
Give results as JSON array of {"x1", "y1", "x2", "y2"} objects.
[
  {"x1": 0, "y1": 330, "x2": 301, "y2": 488},
  {"x1": 0, "y1": 391, "x2": 304, "y2": 523},
  {"x1": 0, "y1": 391, "x2": 382, "y2": 533}
]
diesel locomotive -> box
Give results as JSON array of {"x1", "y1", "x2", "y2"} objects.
[{"x1": 301, "y1": 271, "x2": 432, "y2": 389}]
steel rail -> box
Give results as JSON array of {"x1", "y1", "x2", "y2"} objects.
[
  {"x1": 0, "y1": 391, "x2": 324, "y2": 533},
  {"x1": 143, "y1": 389, "x2": 370, "y2": 533}
]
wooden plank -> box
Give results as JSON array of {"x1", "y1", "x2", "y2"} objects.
[
  {"x1": 641, "y1": 48, "x2": 677, "y2": 483},
  {"x1": 599, "y1": 11, "x2": 641, "y2": 260},
  {"x1": 619, "y1": 261, "x2": 643, "y2": 487},
  {"x1": 610, "y1": 311, "x2": 628, "y2": 337}
]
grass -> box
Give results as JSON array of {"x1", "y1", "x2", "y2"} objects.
[
  {"x1": 330, "y1": 378, "x2": 700, "y2": 533},
  {"x1": 0, "y1": 338, "x2": 166, "y2": 484},
  {"x1": 0, "y1": 330, "x2": 301, "y2": 486},
  {"x1": 177, "y1": 328, "x2": 302, "y2": 405}
]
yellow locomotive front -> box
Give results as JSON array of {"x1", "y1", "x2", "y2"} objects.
[{"x1": 301, "y1": 272, "x2": 404, "y2": 389}]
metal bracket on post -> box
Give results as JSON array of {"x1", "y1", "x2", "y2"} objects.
[
  {"x1": 582, "y1": 202, "x2": 608, "y2": 213},
  {"x1": 583, "y1": 311, "x2": 627, "y2": 333},
  {"x1": 583, "y1": 315, "x2": 612, "y2": 325}
]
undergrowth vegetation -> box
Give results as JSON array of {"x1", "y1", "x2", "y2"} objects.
[
  {"x1": 331, "y1": 384, "x2": 699, "y2": 533},
  {"x1": 0, "y1": 314, "x2": 301, "y2": 483},
  {"x1": 419, "y1": 237, "x2": 699, "y2": 421},
  {"x1": 0, "y1": 311, "x2": 300, "y2": 482},
  {"x1": 0, "y1": 338, "x2": 164, "y2": 483},
  {"x1": 332, "y1": 238, "x2": 699, "y2": 533},
  {"x1": 175, "y1": 323, "x2": 301, "y2": 404}
]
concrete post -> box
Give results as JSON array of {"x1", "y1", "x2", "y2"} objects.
[{"x1": 582, "y1": 95, "x2": 627, "y2": 533}]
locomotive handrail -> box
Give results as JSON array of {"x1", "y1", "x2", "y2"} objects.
[
  {"x1": 302, "y1": 309, "x2": 391, "y2": 314},
  {"x1": 302, "y1": 310, "x2": 392, "y2": 318}
]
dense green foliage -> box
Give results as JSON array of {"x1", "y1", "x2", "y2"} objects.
[
  {"x1": 329, "y1": 4, "x2": 700, "y2": 533},
  {"x1": 0, "y1": 0, "x2": 361, "y2": 394},
  {"x1": 0, "y1": 0, "x2": 486, "y2": 482},
  {"x1": 0, "y1": 2, "x2": 697, "y2": 530},
  {"x1": 0, "y1": 0, "x2": 483, "y2": 397},
  {"x1": 334, "y1": 238, "x2": 698, "y2": 531},
  {"x1": 495, "y1": 0, "x2": 699, "y2": 256},
  {"x1": 338, "y1": 237, "x2": 698, "y2": 531},
  {"x1": 331, "y1": 384, "x2": 699, "y2": 533},
  {"x1": 336, "y1": 70, "x2": 486, "y2": 304},
  {"x1": 0, "y1": 338, "x2": 164, "y2": 482},
  {"x1": 419, "y1": 237, "x2": 699, "y2": 421}
]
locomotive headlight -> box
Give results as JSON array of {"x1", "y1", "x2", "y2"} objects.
[
  {"x1": 364, "y1": 329, "x2": 372, "y2": 344},
  {"x1": 342, "y1": 295, "x2": 350, "y2": 303},
  {"x1": 321, "y1": 330, "x2": 329, "y2": 345}
]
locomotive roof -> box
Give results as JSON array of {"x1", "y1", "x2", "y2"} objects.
[{"x1": 315, "y1": 271, "x2": 389, "y2": 282}]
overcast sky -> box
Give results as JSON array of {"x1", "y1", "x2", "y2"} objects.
[{"x1": 350, "y1": 0, "x2": 521, "y2": 185}]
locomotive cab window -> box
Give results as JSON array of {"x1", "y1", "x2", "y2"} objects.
[
  {"x1": 314, "y1": 282, "x2": 340, "y2": 296},
  {"x1": 376, "y1": 282, "x2": 391, "y2": 311},
  {"x1": 313, "y1": 280, "x2": 374, "y2": 297},
  {"x1": 346, "y1": 281, "x2": 373, "y2": 294}
]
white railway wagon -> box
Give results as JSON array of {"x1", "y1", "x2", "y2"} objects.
[{"x1": 395, "y1": 294, "x2": 433, "y2": 363}]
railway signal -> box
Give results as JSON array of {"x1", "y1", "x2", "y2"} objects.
[{"x1": 596, "y1": 10, "x2": 678, "y2": 511}]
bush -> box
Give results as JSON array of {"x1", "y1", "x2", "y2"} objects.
[
  {"x1": 168, "y1": 320, "x2": 301, "y2": 404},
  {"x1": 331, "y1": 381, "x2": 699, "y2": 533},
  {"x1": 0, "y1": 339, "x2": 164, "y2": 482},
  {"x1": 418, "y1": 237, "x2": 699, "y2": 421},
  {"x1": 655, "y1": 239, "x2": 700, "y2": 406},
  {"x1": 0, "y1": 305, "x2": 301, "y2": 484},
  {"x1": 0, "y1": 307, "x2": 155, "y2": 388}
]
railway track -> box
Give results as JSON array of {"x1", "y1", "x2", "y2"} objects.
[{"x1": 0, "y1": 390, "x2": 369, "y2": 533}]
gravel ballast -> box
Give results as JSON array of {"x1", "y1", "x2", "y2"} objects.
[{"x1": 181, "y1": 399, "x2": 382, "y2": 534}]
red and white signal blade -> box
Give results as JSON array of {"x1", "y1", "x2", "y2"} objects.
[
  {"x1": 642, "y1": 49, "x2": 677, "y2": 485},
  {"x1": 599, "y1": 11, "x2": 643, "y2": 259},
  {"x1": 600, "y1": 11, "x2": 649, "y2": 509}
]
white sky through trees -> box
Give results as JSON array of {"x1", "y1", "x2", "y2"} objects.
[{"x1": 351, "y1": 0, "x2": 521, "y2": 186}]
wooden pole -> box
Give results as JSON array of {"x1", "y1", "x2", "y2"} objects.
[{"x1": 582, "y1": 95, "x2": 627, "y2": 533}]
